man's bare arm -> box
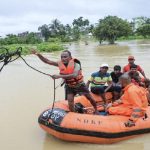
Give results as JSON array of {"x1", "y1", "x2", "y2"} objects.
[{"x1": 31, "y1": 49, "x2": 58, "y2": 67}]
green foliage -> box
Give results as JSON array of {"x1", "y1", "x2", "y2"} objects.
[
  {"x1": 37, "y1": 43, "x2": 64, "y2": 52},
  {"x1": 132, "y1": 17, "x2": 150, "y2": 30},
  {"x1": 38, "y1": 24, "x2": 51, "y2": 41},
  {"x1": 0, "y1": 33, "x2": 42, "y2": 45},
  {"x1": 93, "y1": 16, "x2": 132, "y2": 44},
  {"x1": 117, "y1": 35, "x2": 145, "y2": 41},
  {"x1": 23, "y1": 32, "x2": 42, "y2": 44},
  {"x1": 1, "y1": 44, "x2": 34, "y2": 55},
  {"x1": 73, "y1": 17, "x2": 89, "y2": 27},
  {"x1": 0, "y1": 42, "x2": 64, "y2": 56},
  {"x1": 136, "y1": 24, "x2": 150, "y2": 38},
  {"x1": 72, "y1": 17, "x2": 91, "y2": 41},
  {"x1": 1, "y1": 16, "x2": 150, "y2": 47},
  {"x1": 47, "y1": 37, "x2": 61, "y2": 43},
  {"x1": 0, "y1": 34, "x2": 19, "y2": 45},
  {"x1": 72, "y1": 26, "x2": 80, "y2": 41}
]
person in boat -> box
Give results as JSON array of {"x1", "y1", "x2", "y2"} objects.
[
  {"x1": 110, "y1": 65, "x2": 123, "y2": 100},
  {"x1": 128, "y1": 64, "x2": 146, "y2": 87},
  {"x1": 123, "y1": 56, "x2": 146, "y2": 79},
  {"x1": 128, "y1": 64, "x2": 142, "y2": 85},
  {"x1": 86, "y1": 63, "x2": 113, "y2": 105},
  {"x1": 144, "y1": 79, "x2": 150, "y2": 104},
  {"x1": 107, "y1": 73, "x2": 148, "y2": 127},
  {"x1": 31, "y1": 49, "x2": 97, "y2": 113}
]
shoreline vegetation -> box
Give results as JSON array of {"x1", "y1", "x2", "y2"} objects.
[
  {"x1": 0, "y1": 16, "x2": 150, "y2": 54},
  {"x1": 1, "y1": 36, "x2": 150, "y2": 55},
  {"x1": 1, "y1": 42, "x2": 65, "y2": 55}
]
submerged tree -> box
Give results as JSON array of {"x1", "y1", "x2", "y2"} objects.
[{"x1": 93, "y1": 16, "x2": 132, "y2": 44}]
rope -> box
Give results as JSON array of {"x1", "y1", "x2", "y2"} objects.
[
  {"x1": 20, "y1": 56, "x2": 58, "y2": 115},
  {"x1": 0, "y1": 47, "x2": 60, "y2": 115},
  {"x1": 20, "y1": 56, "x2": 52, "y2": 77},
  {"x1": 0, "y1": 63, "x2": 5, "y2": 72},
  {"x1": 50, "y1": 79, "x2": 56, "y2": 116},
  {"x1": 20, "y1": 56, "x2": 59, "y2": 115}
]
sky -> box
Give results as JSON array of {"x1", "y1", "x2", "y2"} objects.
[{"x1": 0, "y1": 0, "x2": 149, "y2": 37}]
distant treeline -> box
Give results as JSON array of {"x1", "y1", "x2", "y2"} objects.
[{"x1": 0, "y1": 16, "x2": 150, "y2": 46}]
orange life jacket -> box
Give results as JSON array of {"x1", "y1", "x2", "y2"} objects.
[{"x1": 58, "y1": 58, "x2": 83, "y2": 87}]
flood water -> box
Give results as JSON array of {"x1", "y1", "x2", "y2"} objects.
[{"x1": 0, "y1": 40, "x2": 150, "y2": 150}]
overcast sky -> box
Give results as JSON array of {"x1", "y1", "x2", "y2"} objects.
[{"x1": 0, "y1": 0, "x2": 149, "y2": 37}]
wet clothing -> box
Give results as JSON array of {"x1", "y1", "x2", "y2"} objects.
[
  {"x1": 66, "y1": 83, "x2": 90, "y2": 95},
  {"x1": 108, "y1": 83, "x2": 148, "y2": 122},
  {"x1": 58, "y1": 58, "x2": 83, "y2": 87},
  {"x1": 123, "y1": 64, "x2": 143, "y2": 73}
]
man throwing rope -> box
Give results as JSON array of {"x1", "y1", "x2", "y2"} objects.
[{"x1": 31, "y1": 49, "x2": 97, "y2": 113}]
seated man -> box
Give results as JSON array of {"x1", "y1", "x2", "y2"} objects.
[
  {"x1": 145, "y1": 79, "x2": 150, "y2": 104},
  {"x1": 123, "y1": 56, "x2": 146, "y2": 79},
  {"x1": 107, "y1": 74, "x2": 148, "y2": 127},
  {"x1": 110, "y1": 65, "x2": 123, "y2": 100},
  {"x1": 128, "y1": 64, "x2": 146, "y2": 87},
  {"x1": 128, "y1": 64, "x2": 141, "y2": 85},
  {"x1": 86, "y1": 63, "x2": 112, "y2": 105}
]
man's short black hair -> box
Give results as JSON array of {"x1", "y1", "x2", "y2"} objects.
[
  {"x1": 114, "y1": 65, "x2": 121, "y2": 71},
  {"x1": 130, "y1": 64, "x2": 137, "y2": 69},
  {"x1": 62, "y1": 50, "x2": 72, "y2": 57}
]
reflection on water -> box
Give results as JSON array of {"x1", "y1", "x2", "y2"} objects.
[{"x1": 0, "y1": 40, "x2": 150, "y2": 150}]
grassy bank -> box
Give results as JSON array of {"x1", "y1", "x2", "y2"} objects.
[
  {"x1": 117, "y1": 35, "x2": 150, "y2": 41},
  {"x1": 0, "y1": 42, "x2": 65, "y2": 55}
]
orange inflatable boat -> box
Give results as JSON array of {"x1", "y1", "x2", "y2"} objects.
[{"x1": 38, "y1": 93, "x2": 150, "y2": 144}]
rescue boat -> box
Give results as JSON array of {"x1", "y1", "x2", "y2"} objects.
[{"x1": 38, "y1": 93, "x2": 150, "y2": 144}]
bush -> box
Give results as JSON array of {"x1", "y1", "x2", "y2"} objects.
[
  {"x1": 37, "y1": 43, "x2": 64, "y2": 52},
  {"x1": 0, "y1": 42, "x2": 64, "y2": 56},
  {"x1": 47, "y1": 37, "x2": 61, "y2": 43},
  {"x1": 1, "y1": 44, "x2": 33, "y2": 55}
]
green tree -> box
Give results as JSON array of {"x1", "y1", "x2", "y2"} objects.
[
  {"x1": 5, "y1": 34, "x2": 19, "y2": 44},
  {"x1": 72, "y1": 26, "x2": 80, "y2": 41},
  {"x1": 72, "y1": 17, "x2": 90, "y2": 41},
  {"x1": 49, "y1": 19, "x2": 67, "y2": 41},
  {"x1": 132, "y1": 17, "x2": 149, "y2": 30},
  {"x1": 25, "y1": 32, "x2": 42, "y2": 44},
  {"x1": 38, "y1": 24, "x2": 50, "y2": 41},
  {"x1": 136, "y1": 24, "x2": 150, "y2": 38},
  {"x1": 93, "y1": 16, "x2": 132, "y2": 44}
]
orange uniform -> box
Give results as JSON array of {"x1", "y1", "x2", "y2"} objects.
[
  {"x1": 58, "y1": 58, "x2": 83, "y2": 87},
  {"x1": 123, "y1": 64, "x2": 143, "y2": 73},
  {"x1": 108, "y1": 83, "x2": 148, "y2": 122}
]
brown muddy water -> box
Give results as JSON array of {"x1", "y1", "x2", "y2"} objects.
[{"x1": 0, "y1": 40, "x2": 150, "y2": 150}]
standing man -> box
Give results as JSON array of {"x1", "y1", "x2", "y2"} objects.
[
  {"x1": 123, "y1": 56, "x2": 146, "y2": 79},
  {"x1": 31, "y1": 49, "x2": 97, "y2": 113}
]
